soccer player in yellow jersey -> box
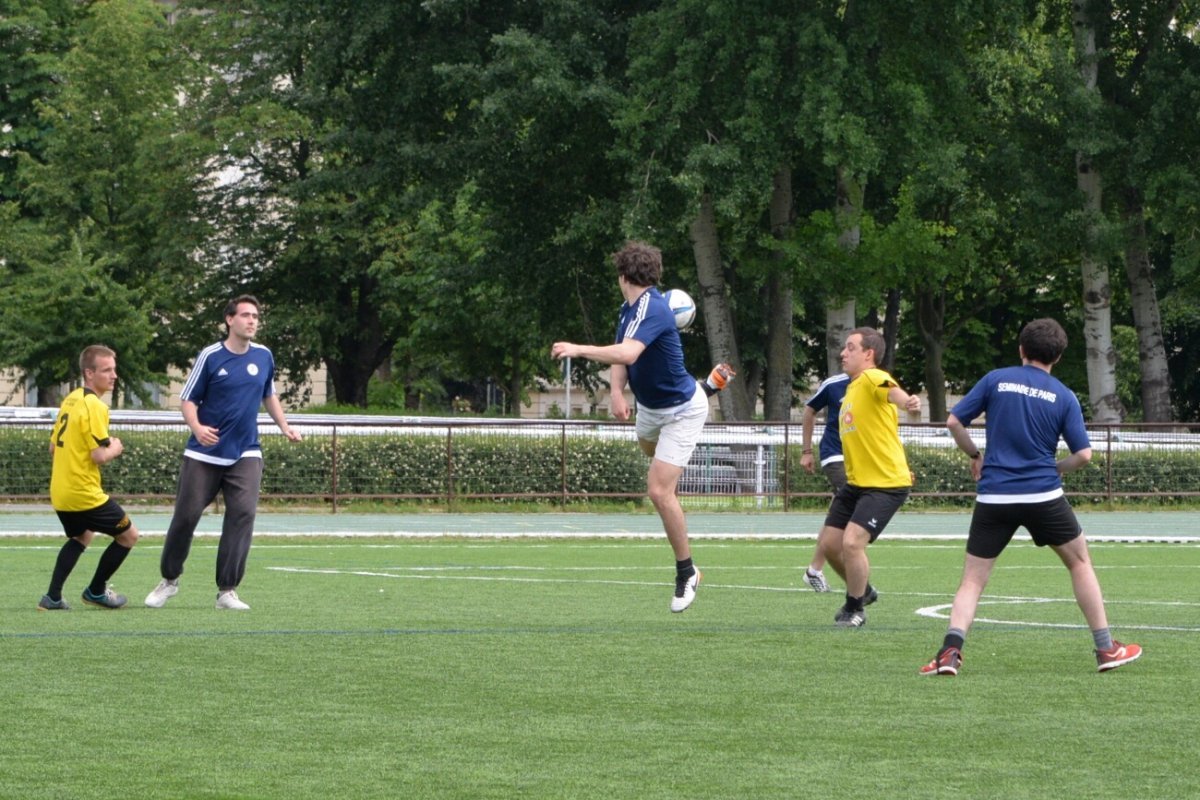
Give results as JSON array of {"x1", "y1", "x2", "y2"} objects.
[
  {"x1": 817, "y1": 328, "x2": 920, "y2": 628},
  {"x1": 39, "y1": 345, "x2": 140, "y2": 610}
]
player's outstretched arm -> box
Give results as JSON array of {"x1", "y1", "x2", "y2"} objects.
[{"x1": 552, "y1": 339, "x2": 645, "y2": 366}]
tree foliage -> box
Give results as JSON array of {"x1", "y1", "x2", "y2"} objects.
[{"x1": 3, "y1": 0, "x2": 1200, "y2": 421}]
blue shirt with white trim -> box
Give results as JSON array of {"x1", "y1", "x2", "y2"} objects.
[
  {"x1": 951, "y1": 364, "x2": 1090, "y2": 501},
  {"x1": 615, "y1": 288, "x2": 695, "y2": 410},
  {"x1": 805, "y1": 373, "x2": 849, "y2": 465},
  {"x1": 180, "y1": 342, "x2": 277, "y2": 466}
]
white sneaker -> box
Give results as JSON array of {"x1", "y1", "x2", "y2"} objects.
[
  {"x1": 670, "y1": 567, "x2": 702, "y2": 613},
  {"x1": 805, "y1": 568, "x2": 831, "y2": 593},
  {"x1": 144, "y1": 579, "x2": 179, "y2": 608},
  {"x1": 215, "y1": 590, "x2": 250, "y2": 611}
]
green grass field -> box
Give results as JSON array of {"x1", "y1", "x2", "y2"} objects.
[{"x1": 1, "y1": 532, "x2": 1196, "y2": 799}]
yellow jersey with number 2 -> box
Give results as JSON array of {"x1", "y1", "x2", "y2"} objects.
[
  {"x1": 838, "y1": 368, "x2": 912, "y2": 489},
  {"x1": 49, "y1": 387, "x2": 111, "y2": 511}
]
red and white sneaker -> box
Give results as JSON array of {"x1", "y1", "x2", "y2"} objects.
[
  {"x1": 1096, "y1": 641, "x2": 1142, "y2": 672},
  {"x1": 919, "y1": 646, "x2": 962, "y2": 676}
]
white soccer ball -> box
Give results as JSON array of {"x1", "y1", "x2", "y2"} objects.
[{"x1": 664, "y1": 288, "x2": 697, "y2": 330}]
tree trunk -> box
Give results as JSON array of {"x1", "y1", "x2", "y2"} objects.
[
  {"x1": 826, "y1": 165, "x2": 861, "y2": 374},
  {"x1": 764, "y1": 165, "x2": 794, "y2": 421},
  {"x1": 325, "y1": 276, "x2": 393, "y2": 407},
  {"x1": 1073, "y1": 0, "x2": 1123, "y2": 422},
  {"x1": 881, "y1": 287, "x2": 901, "y2": 374},
  {"x1": 37, "y1": 381, "x2": 62, "y2": 409},
  {"x1": 1120, "y1": 187, "x2": 1172, "y2": 421},
  {"x1": 690, "y1": 193, "x2": 753, "y2": 420},
  {"x1": 508, "y1": 344, "x2": 523, "y2": 418},
  {"x1": 915, "y1": 288, "x2": 948, "y2": 422},
  {"x1": 326, "y1": 359, "x2": 370, "y2": 407}
]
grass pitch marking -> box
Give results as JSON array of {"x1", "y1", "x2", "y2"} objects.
[
  {"x1": 915, "y1": 597, "x2": 1200, "y2": 632},
  {"x1": 269, "y1": 565, "x2": 1200, "y2": 633}
]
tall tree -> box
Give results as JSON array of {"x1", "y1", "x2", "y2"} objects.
[
  {"x1": 0, "y1": 0, "x2": 82, "y2": 206},
  {"x1": 618, "y1": 0, "x2": 844, "y2": 419},
  {"x1": 1071, "y1": 0, "x2": 1124, "y2": 422},
  {"x1": 431, "y1": 2, "x2": 643, "y2": 414},
  {"x1": 4, "y1": 0, "x2": 200, "y2": 403},
  {"x1": 1093, "y1": 0, "x2": 1194, "y2": 421},
  {"x1": 177, "y1": 0, "x2": 472, "y2": 406}
]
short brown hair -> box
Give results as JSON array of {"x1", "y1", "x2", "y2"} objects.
[
  {"x1": 849, "y1": 326, "x2": 886, "y2": 364},
  {"x1": 79, "y1": 345, "x2": 115, "y2": 375},
  {"x1": 1019, "y1": 318, "x2": 1068, "y2": 365},
  {"x1": 612, "y1": 241, "x2": 662, "y2": 288},
  {"x1": 224, "y1": 294, "x2": 261, "y2": 319}
]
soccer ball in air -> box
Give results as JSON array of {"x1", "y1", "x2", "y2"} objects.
[{"x1": 664, "y1": 288, "x2": 697, "y2": 330}]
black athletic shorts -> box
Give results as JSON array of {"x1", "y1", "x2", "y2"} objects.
[
  {"x1": 966, "y1": 496, "x2": 1082, "y2": 559},
  {"x1": 55, "y1": 498, "x2": 133, "y2": 539},
  {"x1": 824, "y1": 485, "x2": 910, "y2": 543}
]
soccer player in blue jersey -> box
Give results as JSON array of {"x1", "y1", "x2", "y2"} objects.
[
  {"x1": 145, "y1": 296, "x2": 303, "y2": 611},
  {"x1": 552, "y1": 241, "x2": 732, "y2": 613},
  {"x1": 799, "y1": 373, "x2": 850, "y2": 592},
  {"x1": 921, "y1": 318, "x2": 1142, "y2": 675}
]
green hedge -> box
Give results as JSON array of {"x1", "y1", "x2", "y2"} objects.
[
  {"x1": 785, "y1": 443, "x2": 1200, "y2": 507},
  {"x1": 4, "y1": 425, "x2": 1197, "y2": 506},
  {"x1": 0, "y1": 428, "x2": 647, "y2": 500}
]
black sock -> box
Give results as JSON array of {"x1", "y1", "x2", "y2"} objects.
[
  {"x1": 844, "y1": 592, "x2": 864, "y2": 612},
  {"x1": 48, "y1": 538, "x2": 87, "y2": 600},
  {"x1": 676, "y1": 557, "x2": 694, "y2": 577},
  {"x1": 942, "y1": 629, "x2": 966, "y2": 653},
  {"x1": 88, "y1": 541, "x2": 132, "y2": 595}
]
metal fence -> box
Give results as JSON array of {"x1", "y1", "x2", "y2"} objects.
[{"x1": 2, "y1": 409, "x2": 1199, "y2": 510}]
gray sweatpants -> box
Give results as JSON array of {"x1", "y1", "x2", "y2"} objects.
[{"x1": 160, "y1": 456, "x2": 264, "y2": 591}]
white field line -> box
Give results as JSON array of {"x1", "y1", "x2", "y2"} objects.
[{"x1": 267, "y1": 565, "x2": 1200, "y2": 631}]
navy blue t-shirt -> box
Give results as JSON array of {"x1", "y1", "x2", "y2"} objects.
[
  {"x1": 180, "y1": 341, "x2": 278, "y2": 466},
  {"x1": 951, "y1": 364, "x2": 1090, "y2": 501},
  {"x1": 805, "y1": 373, "x2": 849, "y2": 464},
  {"x1": 615, "y1": 288, "x2": 695, "y2": 409}
]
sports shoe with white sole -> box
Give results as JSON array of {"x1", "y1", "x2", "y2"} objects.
[
  {"x1": 919, "y1": 646, "x2": 963, "y2": 676},
  {"x1": 834, "y1": 606, "x2": 866, "y2": 627},
  {"x1": 804, "y1": 568, "x2": 830, "y2": 593},
  {"x1": 37, "y1": 594, "x2": 71, "y2": 611},
  {"x1": 670, "y1": 568, "x2": 701, "y2": 613},
  {"x1": 145, "y1": 578, "x2": 179, "y2": 608},
  {"x1": 1096, "y1": 640, "x2": 1142, "y2": 672},
  {"x1": 81, "y1": 586, "x2": 127, "y2": 609},
  {"x1": 215, "y1": 590, "x2": 250, "y2": 611}
]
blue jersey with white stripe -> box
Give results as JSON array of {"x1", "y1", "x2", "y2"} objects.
[
  {"x1": 615, "y1": 288, "x2": 695, "y2": 409},
  {"x1": 805, "y1": 373, "x2": 849, "y2": 464},
  {"x1": 951, "y1": 364, "x2": 1090, "y2": 500},
  {"x1": 180, "y1": 342, "x2": 277, "y2": 466}
]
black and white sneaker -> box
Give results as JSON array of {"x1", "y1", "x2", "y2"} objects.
[
  {"x1": 804, "y1": 568, "x2": 830, "y2": 593},
  {"x1": 671, "y1": 568, "x2": 702, "y2": 613},
  {"x1": 834, "y1": 606, "x2": 866, "y2": 628}
]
